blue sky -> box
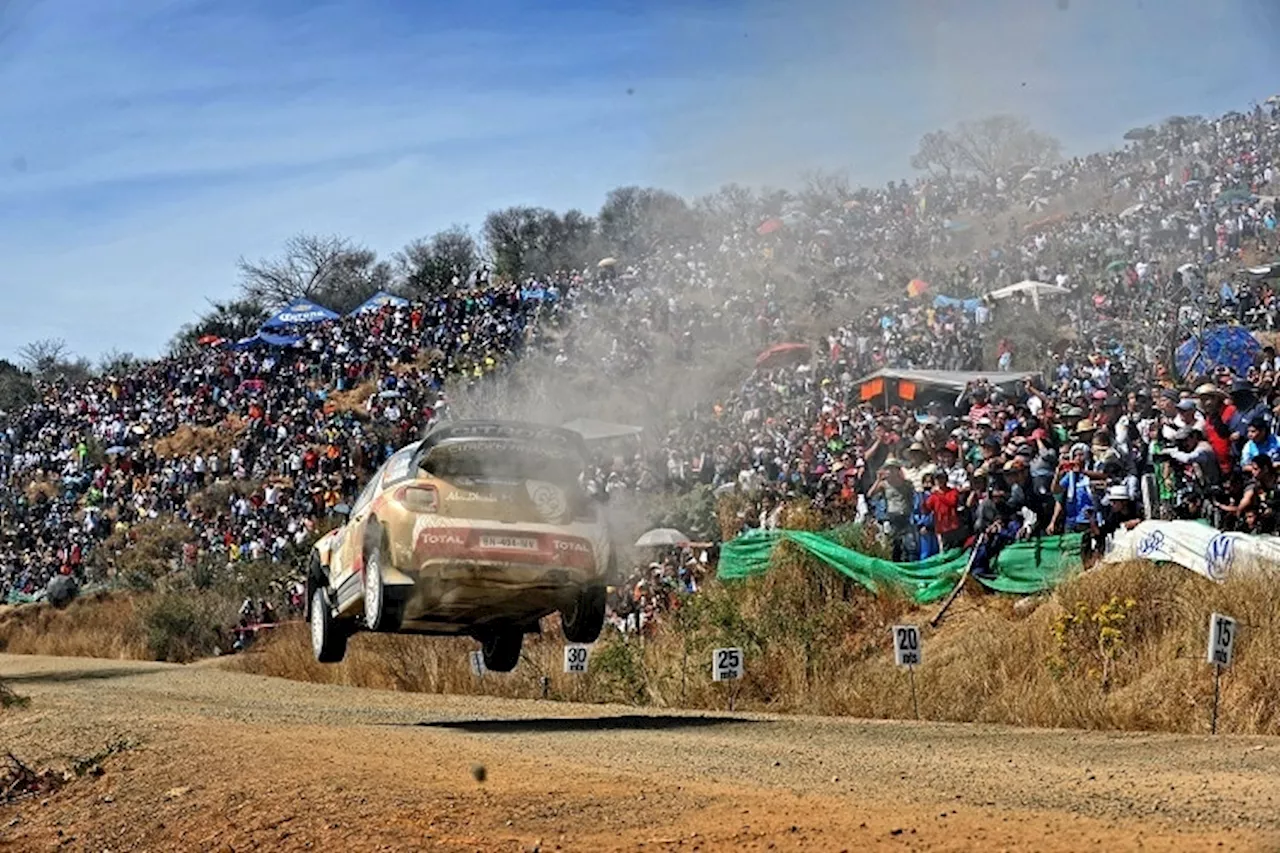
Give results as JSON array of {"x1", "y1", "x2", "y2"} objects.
[{"x1": 1, "y1": 0, "x2": 1276, "y2": 362}]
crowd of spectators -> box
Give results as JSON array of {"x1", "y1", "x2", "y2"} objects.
[{"x1": 2, "y1": 100, "x2": 1279, "y2": 617}]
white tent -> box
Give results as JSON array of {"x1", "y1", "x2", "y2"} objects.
[{"x1": 987, "y1": 279, "x2": 1069, "y2": 312}]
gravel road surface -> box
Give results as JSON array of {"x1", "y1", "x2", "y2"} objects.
[{"x1": 1, "y1": 653, "x2": 1277, "y2": 851}]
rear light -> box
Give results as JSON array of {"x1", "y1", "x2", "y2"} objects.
[{"x1": 394, "y1": 485, "x2": 439, "y2": 513}]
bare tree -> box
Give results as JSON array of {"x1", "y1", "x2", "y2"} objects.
[
  {"x1": 17, "y1": 338, "x2": 91, "y2": 383},
  {"x1": 17, "y1": 338, "x2": 69, "y2": 376},
  {"x1": 598, "y1": 186, "x2": 696, "y2": 256},
  {"x1": 97, "y1": 348, "x2": 143, "y2": 377},
  {"x1": 910, "y1": 115, "x2": 1061, "y2": 181},
  {"x1": 236, "y1": 233, "x2": 391, "y2": 314},
  {"x1": 0, "y1": 359, "x2": 36, "y2": 412}
]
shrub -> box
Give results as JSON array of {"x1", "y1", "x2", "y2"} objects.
[{"x1": 139, "y1": 588, "x2": 233, "y2": 662}]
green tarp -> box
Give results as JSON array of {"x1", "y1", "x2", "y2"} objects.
[{"x1": 718, "y1": 530, "x2": 1084, "y2": 604}]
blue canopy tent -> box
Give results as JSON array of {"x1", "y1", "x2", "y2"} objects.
[
  {"x1": 1175, "y1": 325, "x2": 1261, "y2": 378},
  {"x1": 230, "y1": 331, "x2": 305, "y2": 350},
  {"x1": 261, "y1": 299, "x2": 340, "y2": 330},
  {"x1": 349, "y1": 291, "x2": 410, "y2": 315}
]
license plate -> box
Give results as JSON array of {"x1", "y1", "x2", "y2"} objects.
[{"x1": 479, "y1": 535, "x2": 540, "y2": 552}]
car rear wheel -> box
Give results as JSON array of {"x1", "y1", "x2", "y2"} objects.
[
  {"x1": 480, "y1": 630, "x2": 523, "y2": 673},
  {"x1": 561, "y1": 584, "x2": 606, "y2": 644},
  {"x1": 310, "y1": 588, "x2": 348, "y2": 664},
  {"x1": 362, "y1": 537, "x2": 404, "y2": 632}
]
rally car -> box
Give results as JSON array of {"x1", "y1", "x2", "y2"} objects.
[{"x1": 305, "y1": 420, "x2": 614, "y2": 672}]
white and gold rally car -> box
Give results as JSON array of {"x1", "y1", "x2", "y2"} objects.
[{"x1": 306, "y1": 421, "x2": 614, "y2": 672}]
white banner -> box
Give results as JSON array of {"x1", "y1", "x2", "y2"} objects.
[{"x1": 1103, "y1": 520, "x2": 1280, "y2": 582}]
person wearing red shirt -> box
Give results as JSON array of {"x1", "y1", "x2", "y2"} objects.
[{"x1": 922, "y1": 472, "x2": 966, "y2": 551}]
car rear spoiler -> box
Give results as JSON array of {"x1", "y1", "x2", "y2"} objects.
[{"x1": 418, "y1": 420, "x2": 589, "y2": 460}]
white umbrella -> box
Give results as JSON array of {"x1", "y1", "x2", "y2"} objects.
[
  {"x1": 1026, "y1": 196, "x2": 1049, "y2": 212},
  {"x1": 1119, "y1": 202, "x2": 1145, "y2": 219},
  {"x1": 634, "y1": 528, "x2": 690, "y2": 548},
  {"x1": 1266, "y1": 94, "x2": 1280, "y2": 106},
  {"x1": 597, "y1": 257, "x2": 618, "y2": 268}
]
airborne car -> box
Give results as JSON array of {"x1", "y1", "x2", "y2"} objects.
[{"x1": 306, "y1": 420, "x2": 613, "y2": 672}]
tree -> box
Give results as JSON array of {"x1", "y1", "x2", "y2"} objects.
[
  {"x1": 17, "y1": 338, "x2": 92, "y2": 384},
  {"x1": 910, "y1": 115, "x2": 1061, "y2": 181},
  {"x1": 235, "y1": 233, "x2": 391, "y2": 314},
  {"x1": 482, "y1": 207, "x2": 596, "y2": 279},
  {"x1": 909, "y1": 130, "x2": 960, "y2": 179},
  {"x1": 0, "y1": 359, "x2": 36, "y2": 413},
  {"x1": 168, "y1": 298, "x2": 270, "y2": 354},
  {"x1": 98, "y1": 349, "x2": 144, "y2": 377},
  {"x1": 694, "y1": 183, "x2": 760, "y2": 233},
  {"x1": 796, "y1": 170, "x2": 852, "y2": 218},
  {"x1": 395, "y1": 226, "x2": 481, "y2": 298},
  {"x1": 598, "y1": 186, "x2": 697, "y2": 257}
]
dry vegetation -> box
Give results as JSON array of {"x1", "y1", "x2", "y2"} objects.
[
  {"x1": 152, "y1": 420, "x2": 245, "y2": 458},
  {"x1": 7, "y1": 530, "x2": 1277, "y2": 735},
  {"x1": 0, "y1": 593, "x2": 149, "y2": 660},
  {"x1": 228, "y1": 556, "x2": 1280, "y2": 736}
]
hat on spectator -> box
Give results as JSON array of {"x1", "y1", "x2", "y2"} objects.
[
  {"x1": 1231, "y1": 379, "x2": 1255, "y2": 395},
  {"x1": 1106, "y1": 485, "x2": 1131, "y2": 502},
  {"x1": 1159, "y1": 388, "x2": 1180, "y2": 402},
  {"x1": 882, "y1": 457, "x2": 902, "y2": 468},
  {"x1": 1073, "y1": 418, "x2": 1097, "y2": 435},
  {"x1": 1176, "y1": 399, "x2": 1197, "y2": 411},
  {"x1": 1196, "y1": 383, "x2": 1225, "y2": 397},
  {"x1": 907, "y1": 442, "x2": 926, "y2": 454},
  {"x1": 1103, "y1": 396, "x2": 1122, "y2": 408},
  {"x1": 942, "y1": 440, "x2": 959, "y2": 454},
  {"x1": 1063, "y1": 406, "x2": 1085, "y2": 418}
]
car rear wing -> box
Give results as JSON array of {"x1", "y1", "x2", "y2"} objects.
[{"x1": 416, "y1": 421, "x2": 589, "y2": 478}]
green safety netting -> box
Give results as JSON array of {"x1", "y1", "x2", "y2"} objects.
[{"x1": 717, "y1": 529, "x2": 1084, "y2": 604}]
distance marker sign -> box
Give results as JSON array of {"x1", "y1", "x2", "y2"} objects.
[
  {"x1": 892, "y1": 625, "x2": 922, "y2": 667},
  {"x1": 712, "y1": 647, "x2": 744, "y2": 682},
  {"x1": 563, "y1": 644, "x2": 590, "y2": 674},
  {"x1": 1207, "y1": 612, "x2": 1236, "y2": 667}
]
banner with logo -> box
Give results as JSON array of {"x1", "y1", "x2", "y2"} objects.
[{"x1": 1103, "y1": 520, "x2": 1280, "y2": 582}]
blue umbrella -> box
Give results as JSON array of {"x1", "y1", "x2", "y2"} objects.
[
  {"x1": 105, "y1": 446, "x2": 129, "y2": 456},
  {"x1": 1175, "y1": 325, "x2": 1261, "y2": 378}
]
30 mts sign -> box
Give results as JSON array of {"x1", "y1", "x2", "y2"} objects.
[
  {"x1": 712, "y1": 647, "x2": 744, "y2": 682},
  {"x1": 563, "y1": 644, "x2": 590, "y2": 674},
  {"x1": 892, "y1": 625, "x2": 922, "y2": 667},
  {"x1": 1207, "y1": 612, "x2": 1237, "y2": 667}
]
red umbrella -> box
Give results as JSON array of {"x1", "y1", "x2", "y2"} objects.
[
  {"x1": 755, "y1": 342, "x2": 811, "y2": 369},
  {"x1": 756, "y1": 218, "x2": 783, "y2": 236},
  {"x1": 197, "y1": 335, "x2": 224, "y2": 346}
]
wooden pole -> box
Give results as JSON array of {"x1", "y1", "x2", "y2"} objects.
[{"x1": 930, "y1": 532, "x2": 984, "y2": 628}]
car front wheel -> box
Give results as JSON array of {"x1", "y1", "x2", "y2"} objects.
[
  {"x1": 480, "y1": 630, "x2": 523, "y2": 673},
  {"x1": 310, "y1": 588, "x2": 349, "y2": 664},
  {"x1": 561, "y1": 585, "x2": 606, "y2": 644}
]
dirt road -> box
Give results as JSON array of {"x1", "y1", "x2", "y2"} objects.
[{"x1": 1, "y1": 653, "x2": 1277, "y2": 852}]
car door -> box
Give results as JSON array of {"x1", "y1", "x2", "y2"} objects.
[{"x1": 332, "y1": 466, "x2": 385, "y2": 593}]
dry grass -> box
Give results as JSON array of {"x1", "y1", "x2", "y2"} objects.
[
  {"x1": 324, "y1": 381, "x2": 377, "y2": 416},
  {"x1": 8, "y1": 556, "x2": 1279, "y2": 735},
  {"x1": 0, "y1": 593, "x2": 149, "y2": 660},
  {"x1": 229, "y1": 559, "x2": 1280, "y2": 735},
  {"x1": 153, "y1": 420, "x2": 245, "y2": 458}
]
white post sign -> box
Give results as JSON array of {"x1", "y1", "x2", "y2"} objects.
[
  {"x1": 712, "y1": 647, "x2": 744, "y2": 682},
  {"x1": 469, "y1": 650, "x2": 486, "y2": 677},
  {"x1": 563, "y1": 644, "x2": 590, "y2": 674},
  {"x1": 892, "y1": 625, "x2": 923, "y2": 667},
  {"x1": 1207, "y1": 612, "x2": 1236, "y2": 667}
]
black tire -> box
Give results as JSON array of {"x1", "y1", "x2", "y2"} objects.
[
  {"x1": 561, "y1": 584, "x2": 606, "y2": 644},
  {"x1": 310, "y1": 588, "x2": 348, "y2": 664},
  {"x1": 480, "y1": 630, "x2": 523, "y2": 673},
  {"x1": 362, "y1": 530, "x2": 404, "y2": 633}
]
